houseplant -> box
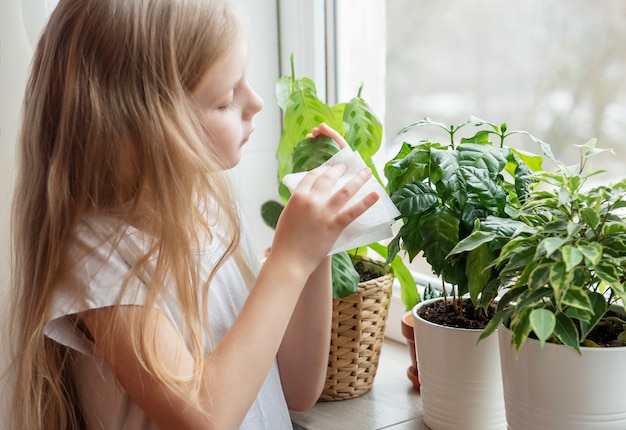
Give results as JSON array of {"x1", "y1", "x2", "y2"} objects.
[
  {"x1": 272, "y1": 54, "x2": 416, "y2": 304},
  {"x1": 384, "y1": 116, "x2": 553, "y2": 429},
  {"x1": 457, "y1": 139, "x2": 626, "y2": 429},
  {"x1": 265, "y1": 55, "x2": 413, "y2": 400}
]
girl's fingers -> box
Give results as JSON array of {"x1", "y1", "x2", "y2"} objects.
[
  {"x1": 336, "y1": 191, "x2": 380, "y2": 227},
  {"x1": 326, "y1": 167, "x2": 374, "y2": 212},
  {"x1": 307, "y1": 123, "x2": 349, "y2": 149},
  {"x1": 295, "y1": 163, "x2": 346, "y2": 193}
]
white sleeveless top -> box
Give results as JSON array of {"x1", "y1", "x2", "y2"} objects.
[{"x1": 44, "y1": 216, "x2": 293, "y2": 429}]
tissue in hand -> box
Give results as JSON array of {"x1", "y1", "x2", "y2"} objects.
[{"x1": 281, "y1": 147, "x2": 400, "y2": 255}]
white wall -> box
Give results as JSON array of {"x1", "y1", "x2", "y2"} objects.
[{"x1": 0, "y1": 0, "x2": 34, "y2": 425}]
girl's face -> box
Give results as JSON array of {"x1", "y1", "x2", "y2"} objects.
[{"x1": 193, "y1": 39, "x2": 264, "y2": 168}]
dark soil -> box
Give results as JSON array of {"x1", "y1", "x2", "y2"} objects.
[
  {"x1": 584, "y1": 309, "x2": 625, "y2": 347},
  {"x1": 417, "y1": 298, "x2": 626, "y2": 347},
  {"x1": 417, "y1": 298, "x2": 494, "y2": 330},
  {"x1": 353, "y1": 260, "x2": 386, "y2": 283}
]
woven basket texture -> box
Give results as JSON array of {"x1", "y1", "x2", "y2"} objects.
[{"x1": 319, "y1": 258, "x2": 393, "y2": 401}]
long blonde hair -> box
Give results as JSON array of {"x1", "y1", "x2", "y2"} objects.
[{"x1": 10, "y1": 0, "x2": 250, "y2": 428}]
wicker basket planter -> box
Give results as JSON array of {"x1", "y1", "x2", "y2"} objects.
[{"x1": 319, "y1": 257, "x2": 393, "y2": 401}]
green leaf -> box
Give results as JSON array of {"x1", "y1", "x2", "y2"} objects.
[
  {"x1": 277, "y1": 85, "x2": 342, "y2": 183},
  {"x1": 419, "y1": 206, "x2": 460, "y2": 278},
  {"x1": 369, "y1": 242, "x2": 419, "y2": 311},
  {"x1": 391, "y1": 182, "x2": 438, "y2": 217},
  {"x1": 384, "y1": 143, "x2": 430, "y2": 193},
  {"x1": 466, "y1": 244, "x2": 493, "y2": 305},
  {"x1": 561, "y1": 286, "x2": 593, "y2": 311},
  {"x1": 448, "y1": 231, "x2": 496, "y2": 256},
  {"x1": 537, "y1": 237, "x2": 566, "y2": 258},
  {"x1": 528, "y1": 263, "x2": 551, "y2": 290},
  {"x1": 429, "y1": 148, "x2": 465, "y2": 205},
  {"x1": 549, "y1": 261, "x2": 573, "y2": 302},
  {"x1": 331, "y1": 252, "x2": 360, "y2": 299},
  {"x1": 291, "y1": 135, "x2": 340, "y2": 173},
  {"x1": 260, "y1": 200, "x2": 284, "y2": 230},
  {"x1": 397, "y1": 217, "x2": 423, "y2": 261},
  {"x1": 511, "y1": 308, "x2": 533, "y2": 352},
  {"x1": 580, "y1": 207, "x2": 600, "y2": 229},
  {"x1": 561, "y1": 245, "x2": 583, "y2": 272},
  {"x1": 530, "y1": 309, "x2": 556, "y2": 347},
  {"x1": 554, "y1": 313, "x2": 581, "y2": 353},
  {"x1": 343, "y1": 96, "x2": 382, "y2": 159},
  {"x1": 516, "y1": 286, "x2": 552, "y2": 309},
  {"x1": 578, "y1": 242, "x2": 603, "y2": 267},
  {"x1": 479, "y1": 307, "x2": 513, "y2": 343},
  {"x1": 579, "y1": 291, "x2": 608, "y2": 340},
  {"x1": 457, "y1": 144, "x2": 509, "y2": 213},
  {"x1": 596, "y1": 263, "x2": 621, "y2": 285},
  {"x1": 510, "y1": 148, "x2": 544, "y2": 172}
]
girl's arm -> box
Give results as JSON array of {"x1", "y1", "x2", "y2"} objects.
[
  {"x1": 81, "y1": 156, "x2": 379, "y2": 429},
  {"x1": 277, "y1": 256, "x2": 332, "y2": 411}
]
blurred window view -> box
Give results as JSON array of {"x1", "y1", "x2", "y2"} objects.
[{"x1": 384, "y1": 0, "x2": 626, "y2": 178}]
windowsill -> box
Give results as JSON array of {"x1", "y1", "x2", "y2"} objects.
[{"x1": 290, "y1": 338, "x2": 429, "y2": 430}]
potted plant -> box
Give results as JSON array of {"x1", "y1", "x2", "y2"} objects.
[
  {"x1": 264, "y1": 55, "x2": 416, "y2": 400},
  {"x1": 459, "y1": 139, "x2": 626, "y2": 429},
  {"x1": 384, "y1": 116, "x2": 554, "y2": 429}
]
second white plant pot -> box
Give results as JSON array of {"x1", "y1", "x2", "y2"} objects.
[
  {"x1": 499, "y1": 326, "x2": 626, "y2": 430},
  {"x1": 412, "y1": 297, "x2": 506, "y2": 430}
]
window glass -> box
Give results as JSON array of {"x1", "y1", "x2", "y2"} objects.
[{"x1": 384, "y1": 0, "x2": 626, "y2": 178}]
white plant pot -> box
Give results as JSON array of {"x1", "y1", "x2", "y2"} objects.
[
  {"x1": 499, "y1": 326, "x2": 626, "y2": 430},
  {"x1": 412, "y1": 297, "x2": 506, "y2": 430}
]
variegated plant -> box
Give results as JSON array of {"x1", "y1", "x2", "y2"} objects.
[{"x1": 458, "y1": 139, "x2": 626, "y2": 352}]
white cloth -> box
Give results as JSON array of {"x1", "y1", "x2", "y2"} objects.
[
  {"x1": 282, "y1": 147, "x2": 400, "y2": 254},
  {"x1": 44, "y1": 216, "x2": 292, "y2": 430}
]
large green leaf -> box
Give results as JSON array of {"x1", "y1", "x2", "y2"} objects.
[
  {"x1": 384, "y1": 143, "x2": 426, "y2": 193},
  {"x1": 397, "y1": 217, "x2": 424, "y2": 261},
  {"x1": 343, "y1": 96, "x2": 382, "y2": 159},
  {"x1": 291, "y1": 135, "x2": 340, "y2": 173},
  {"x1": 458, "y1": 144, "x2": 508, "y2": 213},
  {"x1": 391, "y1": 182, "x2": 438, "y2": 217},
  {"x1": 331, "y1": 252, "x2": 360, "y2": 299},
  {"x1": 276, "y1": 75, "x2": 317, "y2": 111},
  {"x1": 419, "y1": 206, "x2": 460, "y2": 278},
  {"x1": 448, "y1": 230, "x2": 496, "y2": 256},
  {"x1": 277, "y1": 79, "x2": 344, "y2": 187},
  {"x1": 429, "y1": 148, "x2": 464, "y2": 205},
  {"x1": 466, "y1": 244, "x2": 493, "y2": 305}
]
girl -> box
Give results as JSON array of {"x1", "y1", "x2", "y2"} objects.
[{"x1": 9, "y1": 0, "x2": 378, "y2": 429}]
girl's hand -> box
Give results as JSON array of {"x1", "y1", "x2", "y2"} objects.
[
  {"x1": 270, "y1": 125, "x2": 378, "y2": 275},
  {"x1": 308, "y1": 122, "x2": 348, "y2": 149}
]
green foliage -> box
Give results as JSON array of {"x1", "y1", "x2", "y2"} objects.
[
  {"x1": 266, "y1": 54, "x2": 416, "y2": 301},
  {"x1": 467, "y1": 140, "x2": 626, "y2": 353},
  {"x1": 260, "y1": 200, "x2": 284, "y2": 230},
  {"x1": 386, "y1": 116, "x2": 552, "y2": 313}
]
